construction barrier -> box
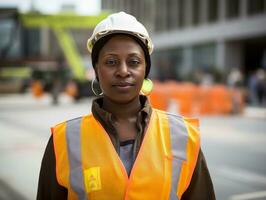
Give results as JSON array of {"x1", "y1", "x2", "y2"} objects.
[
  {"x1": 65, "y1": 81, "x2": 78, "y2": 97},
  {"x1": 31, "y1": 80, "x2": 44, "y2": 98},
  {"x1": 149, "y1": 81, "x2": 245, "y2": 116}
]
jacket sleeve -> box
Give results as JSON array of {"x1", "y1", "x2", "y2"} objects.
[
  {"x1": 181, "y1": 149, "x2": 216, "y2": 200},
  {"x1": 36, "y1": 135, "x2": 67, "y2": 200}
]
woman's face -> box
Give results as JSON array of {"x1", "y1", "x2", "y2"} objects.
[{"x1": 96, "y1": 35, "x2": 146, "y2": 104}]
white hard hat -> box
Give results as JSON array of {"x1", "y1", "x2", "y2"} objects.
[{"x1": 87, "y1": 12, "x2": 153, "y2": 54}]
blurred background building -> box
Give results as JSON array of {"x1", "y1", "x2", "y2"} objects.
[
  {"x1": 1, "y1": 0, "x2": 266, "y2": 107},
  {"x1": 102, "y1": 0, "x2": 266, "y2": 84}
]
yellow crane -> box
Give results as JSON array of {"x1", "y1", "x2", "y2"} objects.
[{"x1": 20, "y1": 12, "x2": 109, "y2": 81}]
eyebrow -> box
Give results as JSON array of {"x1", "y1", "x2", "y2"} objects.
[{"x1": 102, "y1": 52, "x2": 143, "y2": 57}]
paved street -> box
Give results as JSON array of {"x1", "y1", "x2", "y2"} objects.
[
  {"x1": 201, "y1": 116, "x2": 266, "y2": 200},
  {"x1": 0, "y1": 93, "x2": 265, "y2": 200}
]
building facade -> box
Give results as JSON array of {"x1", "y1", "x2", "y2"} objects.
[{"x1": 101, "y1": 0, "x2": 266, "y2": 83}]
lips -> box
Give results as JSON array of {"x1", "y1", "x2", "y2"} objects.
[
  {"x1": 112, "y1": 82, "x2": 135, "y2": 91},
  {"x1": 113, "y1": 82, "x2": 134, "y2": 87}
]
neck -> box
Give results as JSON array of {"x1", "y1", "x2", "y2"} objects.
[{"x1": 102, "y1": 96, "x2": 141, "y2": 120}]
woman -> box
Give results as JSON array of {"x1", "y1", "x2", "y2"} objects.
[{"x1": 37, "y1": 12, "x2": 215, "y2": 200}]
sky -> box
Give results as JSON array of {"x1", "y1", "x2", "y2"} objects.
[{"x1": 0, "y1": 0, "x2": 101, "y2": 15}]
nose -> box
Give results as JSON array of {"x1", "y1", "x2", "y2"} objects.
[{"x1": 116, "y1": 61, "x2": 130, "y2": 77}]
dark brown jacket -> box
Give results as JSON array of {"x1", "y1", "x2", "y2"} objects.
[{"x1": 37, "y1": 96, "x2": 216, "y2": 200}]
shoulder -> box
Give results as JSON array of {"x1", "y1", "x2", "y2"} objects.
[
  {"x1": 152, "y1": 108, "x2": 183, "y2": 119},
  {"x1": 152, "y1": 108, "x2": 199, "y2": 128},
  {"x1": 51, "y1": 113, "x2": 93, "y2": 134},
  {"x1": 152, "y1": 108, "x2": 200, "y2": 139}
]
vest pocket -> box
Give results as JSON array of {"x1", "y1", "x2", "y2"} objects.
[{"x1": 83, "y1": 167, "x2": 102, "y2": 193}]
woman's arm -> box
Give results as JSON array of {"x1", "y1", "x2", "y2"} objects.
[
  {"x1": 181, "y1": 149, "x2": 216, "y2": 200},
  {"x1": 36, "y1": 136, "x2": 67, "y2": 200}
]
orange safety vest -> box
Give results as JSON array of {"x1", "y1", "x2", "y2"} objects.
[{"x1": 52, "y1": 109, "x2": 200, "y2": 200}]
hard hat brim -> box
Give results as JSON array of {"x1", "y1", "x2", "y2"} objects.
[{"x1": 87, "y1": 30, "x2": 153, "y2": 54}]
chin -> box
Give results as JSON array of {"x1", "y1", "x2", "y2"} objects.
[{"x1": 108, "y1": 94, "x2": 140, "y2": 104}]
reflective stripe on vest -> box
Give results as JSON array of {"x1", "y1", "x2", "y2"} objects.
[
  {"x1": 54, "y1": 109, "x2": 199, "y2": 200},
  {"x1": 66, "y1": 118, "x2": 87, "y2": 200},
  {"x1": 167, "y1": 113, "x2": 188, "y2": 200}
]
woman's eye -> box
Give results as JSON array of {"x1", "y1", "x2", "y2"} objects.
[
  {"x1": 128, "y1": 60, "x2": 140, "y2": 66},
  {"x1": 106, "y1": 59, "x2": 117, "y2": 65}
]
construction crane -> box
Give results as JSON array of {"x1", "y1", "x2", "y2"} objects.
[
  {"x1": 20, "y1": 12, "x2": 109, "y2": 81},
  {"x1": 0, "y1": 8, "x2": 108, "y2": 102}
]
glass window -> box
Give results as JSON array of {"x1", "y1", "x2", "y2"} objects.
[
  {"x1": 192, "y1": 43, "x2": 216, "y2": 70},
  {"x1": 248, "y1": 0, "x2": 265, "y2": 15},
  {"x1": 155, "y1": 0, "x2": 165, "y2": 31},
  {"x1": 226, "y1": 0, "x2": 240, "y2": 19},
  {"x1": 191, "y1": 43, "x2": 221, "y2": 83},
  {"x1": 167, "y1": 0, "x2": 179, "y2": 30},
  {"x1": 178, "y1": 0, "x2": 185, "y2": 28},
  {"x1": 192, "y1": 0, "x2": 200, "y2": 25},
  {"x1": 22, "y1": 28, "x2": 40, "y2": 58},
  {"x1": 0, "y1": 19, "x2": 21, "y2": 58},
  {"x1": 208, "y1": 0, "x2": 218, "y2": 22},
  {"x1": 151, "y1": 48, "x2": 183, "y2": 81}
]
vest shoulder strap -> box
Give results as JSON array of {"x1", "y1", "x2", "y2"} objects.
[
  {"x1": 51, "y1": 114, "x2": 91, "y2": 200},
  {"x1": 153, "y1": 109, "x2": 200, "y2": 198}
]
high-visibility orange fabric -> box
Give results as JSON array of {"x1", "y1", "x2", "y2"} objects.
[
  {"x1": 52, "y1": 109, "x2": 200, "y2": 200},
  {"x1": 177, "y1": 117, "x2": 200, "y2": 198}
]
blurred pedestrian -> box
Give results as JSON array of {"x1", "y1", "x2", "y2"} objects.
[
  {"x1": 248, "y1": 69, "x2": 266, "y2": 106},
  {"x1": 248, "y1": 70, "x2": 259, "y2": 105},
  {"x1": 37, "y1": 12, "x2": 215, "y2": 200},
  {"x1": 227, "y1": 68, "x2": 243, "y2": 89},
  {"x1": 256, "y1": 69, "x2": 266, "y2": 106},
  {"x1": 227, "y1": 68, "x2": 244, "y2": 113},
  {"x1": 51, "y1": 56, "x2": 65, "y2": 105}
]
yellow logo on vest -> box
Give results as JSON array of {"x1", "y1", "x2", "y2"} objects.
[{"x1": 84, "y1": 167, "x2": 101, "y2": 193}]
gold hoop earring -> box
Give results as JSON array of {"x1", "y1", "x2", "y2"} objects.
[
  {"x1": 91, "y1": 78, "x2": 103, "y2": 96},
  {"x1": 140, "y1": 78, "x2": 153, "y2": 96}
]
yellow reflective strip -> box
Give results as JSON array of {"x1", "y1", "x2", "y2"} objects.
[
  {"x1": 166, "y1": 113, "x2": 188, "y2": 200},
  {"x1": 66, "y1": 118, "x2": 87, "y2": 200}
]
